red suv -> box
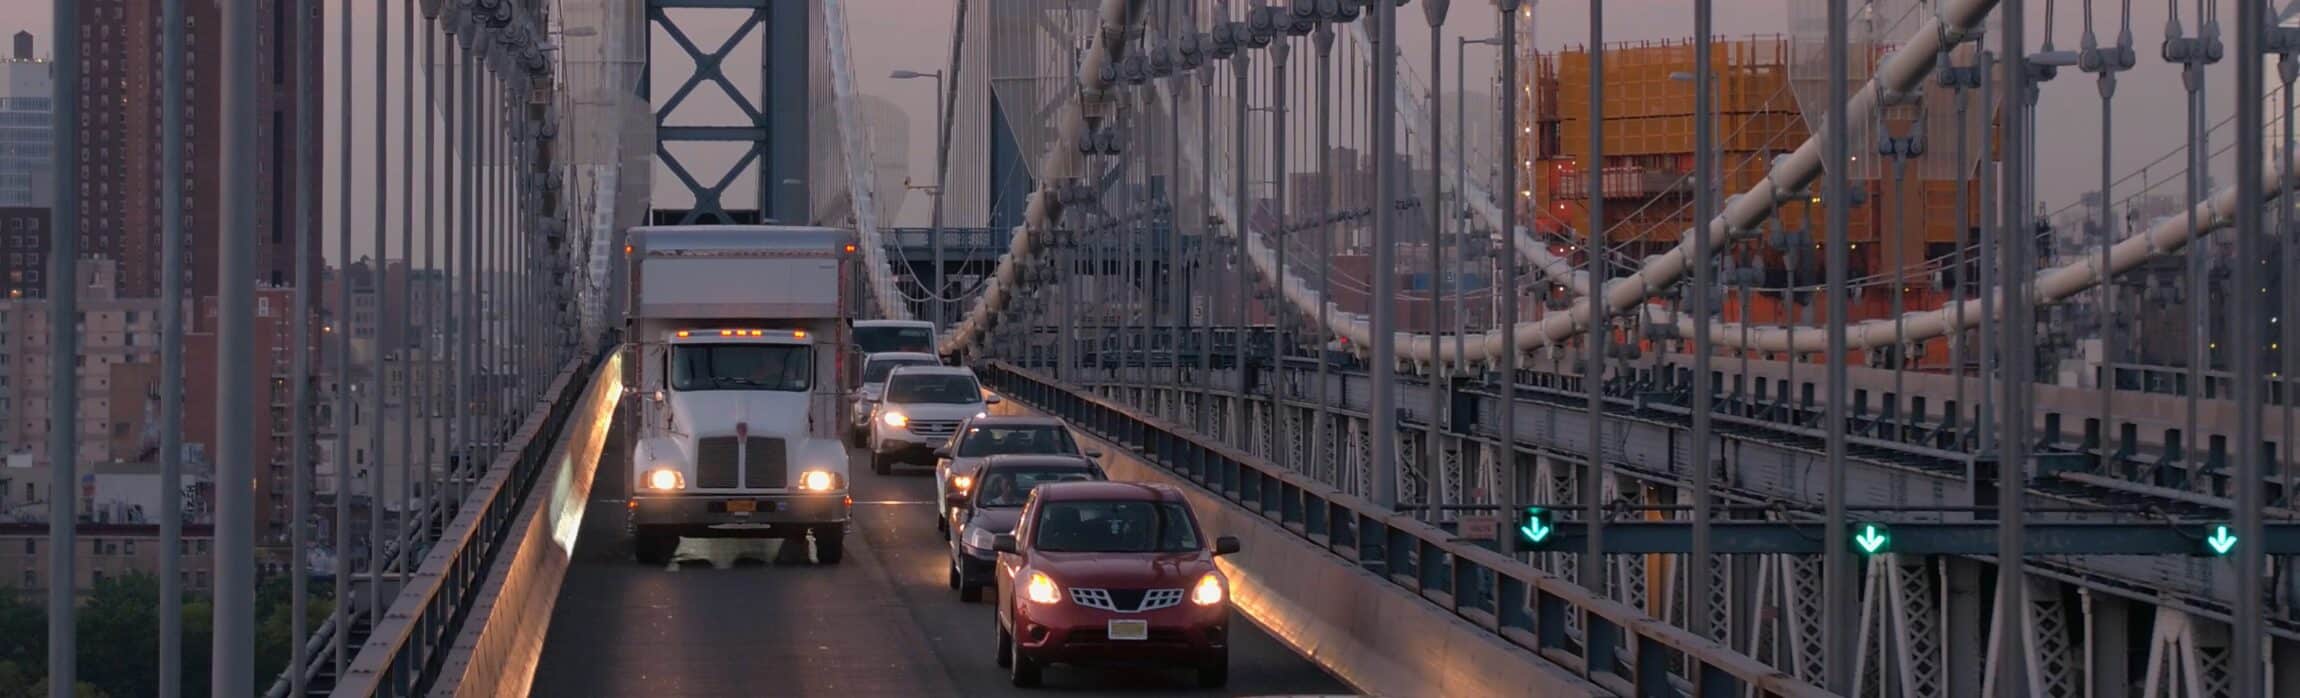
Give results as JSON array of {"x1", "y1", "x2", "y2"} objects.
[{"x1": 990, "y1": 481, "x2": 1241, "y2": 688}]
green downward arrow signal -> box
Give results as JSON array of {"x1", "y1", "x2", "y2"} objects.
[
  {"x1": 1519, "y1": 517, "x2": 1554, "y2": 545},
  {"x1": 2206, "y1": 524, "x2": 2239, "y2": 556},
  {"x1": 1854, "y1": 523, "x2": 1889, "y2": 555}
]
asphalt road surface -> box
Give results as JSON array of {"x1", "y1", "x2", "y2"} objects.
[{"x1": 532, "y1": 408, "x2": 1351, "y2": 697}]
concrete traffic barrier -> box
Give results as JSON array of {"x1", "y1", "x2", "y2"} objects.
[{"x1": 433, "y1": 355, "x2": 623, "y2": 697}]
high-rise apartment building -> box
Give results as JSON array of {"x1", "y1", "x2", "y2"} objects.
[
  {"x1": 0, "y1": 206, "x2": 48, "y2": 299},
  {"x1": 0, "y1": 32, "x2": 52, "y2": 209},
  {"x1": 75, "y1": 0, "x2": 324, "y2": 304}
]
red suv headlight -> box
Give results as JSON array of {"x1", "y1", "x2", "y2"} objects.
[
  {"x1": 1190, "y1": 573, "x2": 1224, "y2": 606},
  {"x1": 1025, "y1": 571, "x2": 1062, "y2": 605}
]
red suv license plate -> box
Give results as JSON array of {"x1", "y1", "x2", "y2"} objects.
[{"x1": 1107, "y1": 619, "x2": 1148, "y2": 641}]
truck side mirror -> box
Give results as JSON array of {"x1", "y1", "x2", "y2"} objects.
[
  {"x1": 992, "y1": 534, "x2": 1018, "y2": 554},
  {"x1": 932, "y1": 445, "x2": 952, "y2": 458},
  {"x1": 984, "y1": 395, "x2": 1003, "y2": 405},
  {"x1": 943, "y1": 490, "x2": 969, "y2": 511},
  {"x1": 1214, "y1": 536, "x2": 1241, "y2": 556}
]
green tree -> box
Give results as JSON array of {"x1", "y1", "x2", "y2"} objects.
[
  {"x1": 74, "y1": 574, "x2": 160, "y2": 698},
  {"x1": 0, "y1": 588, "x2": 45, "y2": 670}
]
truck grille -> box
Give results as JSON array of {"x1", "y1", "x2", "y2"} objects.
[
  {"x1": 695, "y1": 437, "x2": 741, "y2": 488},
  {"x1": 908, "y1": 419, "x2": 961, "y2": 439},
  {"x1": 742, "y1": 437, "x2": 788, "y2": 488},
  {"x1": 693, "y1": 436, "x2": 790, "y2": 489}
]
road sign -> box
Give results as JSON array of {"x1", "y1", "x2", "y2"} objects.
[{"x1": 1459, "y1": 515, "x2": 1499, "y2": 541}]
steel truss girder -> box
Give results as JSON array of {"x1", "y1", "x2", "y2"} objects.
[{"x1": 644, "y1": 1, "x2": 776, "y2": 225}]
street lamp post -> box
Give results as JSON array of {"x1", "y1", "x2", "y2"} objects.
[{"x1": 892, "y1": 69, "x2": 947, "y2": 328}]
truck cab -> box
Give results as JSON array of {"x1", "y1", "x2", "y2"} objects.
[{"x1": 622, "y1": 225, "x2": 858, "y2": 565}]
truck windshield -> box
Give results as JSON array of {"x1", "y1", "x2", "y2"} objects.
[
  {"x1": 855, "y1": 325, "x2": 933, "y2": 353},
  {"x1": 862, "y1": 357, "x2": 936, "y2": 384},
  {"x1": 883, "y1": 373, "x2": 981, "y2": 404},
  {"x1": 671, "y1": 343, "x2": 811, "y2": 392}
]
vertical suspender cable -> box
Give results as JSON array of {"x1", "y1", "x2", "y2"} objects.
[
  {"x1": 2282, "y1": 14, "x2": 2298, "y2": 504},
  {"x1": 1424, "y1": 1, "x2": 1449, "y2": 508},
  {"x1": 398, "y1": 0, "x2": 416, "y2": 584},
  {"x1": 331, "y1": 0, "x2": 354, "y2": 676},
  {"x1": 1976, "y1": 47, "x2": 1996, "y2": 485},
  {"x1": 1315, "y1": 20, "x2": 1334, "y2": 487},
  {"x1": 1996, "y1": 0, "x2": 2033, "y2": 686},
  {"x1": 1273, "y1": 31, "x2": 1292, "y2": 466},
  {"x1": 444, "y1": 37, "x2": 462, "y2": 511},
  {"x1": 461, "y1": 47, "x2": 478, "y2": 508},
  {"x1": 1168, "y1": 2, "x2": 1185, "y2": 413},
  {"x1": 2181, "y1": 1, "x2": 2208, "y2": 485},
  {"x1": 1688, "y1": 0, "x2": 1716, "y2": 644},
  {"x1": 45, "y1": 0, "x2": 79, "y2": 693},
  {"x1": 421, "y1": 1, "x2": 439, "y2": 546},
  {"x1": 1580, "y1": 0, "x2": 1611, "y2": 627},
  {"x1": 1232, "y1": 24, "x2": 1251, "y2": 446},
  {"x1": 2232, "y1": 0, "x2": 2269, "y2": 692},
  {"x1": 1498, "y1": 0, "x2": 1522, "y2": 556},
  {"x1": 1232, "y1": 31, "x2": 1250, "y2": 441},
  {"x1": 2091, "y1": 0, "x2": 2117, "y2": 479},
  {"x1": 214, "y1": 0, "x2": 259, "y2": 689},
  {"x1": 158, "y1": 0, "x2": 188, "y2": 691},
  {"x1": 284, "y1": 0, "x2": 316, "y2": 691},
  {"x1": 368, "y1": 0, "x2": 391, "y2": 602},
  {"x1": 1949, "y1": 35, "x2": 1970, "y2": 453},
  {"x1": 1370, "y1": 0, "x2": 1401, "y2": 510},
  {"x1": 1822, "y1": 0, "x2": 1855, "y2": 691},
  {"x1": 42, "y1": 0, "x2": 78, "y2": 691}
]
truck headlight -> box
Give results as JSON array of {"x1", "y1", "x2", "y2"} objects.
[
  {"x1": 644, "y1": 467, "x2": 684, "y2": 491},
  {"x1": 950, "y1": 473, "x2": 972, "y2": 491},
  {"x1": 797, "y1": 469, "x2": 838, "y2": 491},
  {"x1": 1191, "y1": 573, "x2": 1225, "y2": 606},
  {"x1": 881, "y1": 411, "x2": 909, "y2": 428}
]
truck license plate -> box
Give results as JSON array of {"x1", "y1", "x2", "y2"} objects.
[
  {"x1": 1107, "y1": 619, "x2": 1148, "y2": 641},
  {"x1": 725, "y1": 500, "x2": 756, "y2": 513}
]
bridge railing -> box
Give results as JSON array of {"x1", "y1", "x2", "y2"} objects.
[
  {"x1": 328, "y1": 345, "x2": 610, "y2": 696},
  {"x1": 979, "y1": 361, "x2": 1832, "y2": 698}
]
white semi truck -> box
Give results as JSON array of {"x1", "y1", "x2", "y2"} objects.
[{"x1": 620, "y1": 225, "x2": 858, "y2": 564}]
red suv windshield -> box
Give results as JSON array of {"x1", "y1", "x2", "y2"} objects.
[{"x1": 1030, "y1": 500, "x2": 1200, "y2": 553}]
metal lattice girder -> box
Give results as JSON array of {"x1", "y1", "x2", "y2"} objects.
[
  {"x1": 1542, "y1": 520, "x2": 2300, "y2": 556},
  {"x1": 644, "y1": 0, "x2": 796, "y2": 225}
]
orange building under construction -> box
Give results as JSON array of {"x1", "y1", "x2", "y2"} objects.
[{"x1": 1520, "y1": 36, "x2": 2000, "y2": 368}]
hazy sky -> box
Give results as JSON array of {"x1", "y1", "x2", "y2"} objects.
[{"x1": 0, "y1": 2, "x2": 2261, "y2": 262}]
